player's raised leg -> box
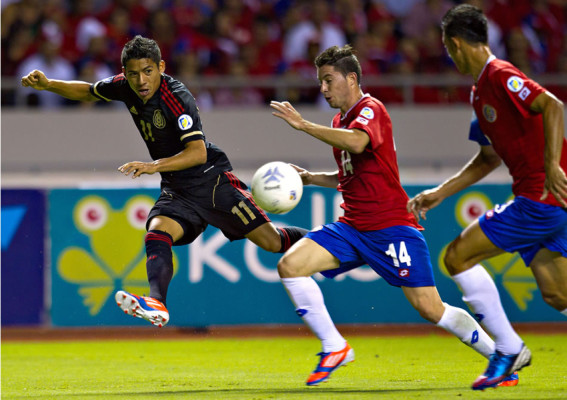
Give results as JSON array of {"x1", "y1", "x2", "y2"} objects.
[{"x1": 116, "y1": 215, "x2": 183, "y2": 327}]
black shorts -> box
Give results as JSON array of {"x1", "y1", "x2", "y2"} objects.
[{"x1": 147, "y1": 171, "x2": 271, "y2": 245}]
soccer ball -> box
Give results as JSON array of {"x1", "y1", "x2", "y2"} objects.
[{"x1": 251, "y1": 161, "x2": 303, "y2": 214}]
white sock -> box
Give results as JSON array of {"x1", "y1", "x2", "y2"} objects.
[
  {"x1": 437, "y1": 303, "x2": 495, "y2": 359},
  {"x1": 281, "y1": 277, "x2": 346, "y2": 352},
  {"x1": 452, "y1": 265, "x2": 523, "y2": 355},
  {"x1": 561, "y1": 308, "x2": 567, "y2": 317}
]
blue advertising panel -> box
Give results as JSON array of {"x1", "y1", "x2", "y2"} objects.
[
  {"x1": 49, "y1": 185, "x2": 559, "y2": 327},
  {"x1": 1, "y1": 189, "x2": 46, "y2": 325}
]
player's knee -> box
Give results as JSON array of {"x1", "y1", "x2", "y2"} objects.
[
  {"x1": 540, "y1": 289, "x2": 567, "y2": 311},
  {"x1": 277, "y1": 254, "x2": 301, "y2": 278}
]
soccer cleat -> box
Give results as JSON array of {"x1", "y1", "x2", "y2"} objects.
[
  {"x1": 306, "y1": 343, "x2": 355, "y2": 386},
  {"x1": 115, "y1": 290, "x2": 169, "y2": 327},
  {"x1": 472, "y1": 345, "x2": 531, "y2": 390},
  {"x1": 497, "y1": 372, "x2": 519, "y2": 387}
]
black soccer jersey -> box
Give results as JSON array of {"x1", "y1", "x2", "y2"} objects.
[{"x1": 90, "y1": 73, "x2": 232, "y2": 187}]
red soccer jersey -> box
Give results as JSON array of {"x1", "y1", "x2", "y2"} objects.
[
  {"x1": 332, "y1": 94, "x2": 421, "y2": 231},
  {"x1": 471, "y1": 57, "x2": 567, "y2": 207}
]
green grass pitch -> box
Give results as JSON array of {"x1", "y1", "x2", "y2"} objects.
[{"x1": 2, "y1": 333, "x2": 566, "y2": 399}]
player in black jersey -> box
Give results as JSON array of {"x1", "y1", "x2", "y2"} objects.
[{"x1": 21, "y1": 35, "x2": 307, "y2": 327}]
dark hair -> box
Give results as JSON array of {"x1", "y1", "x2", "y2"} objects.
[
  {"x1": 314, "y1": 45, "x2": 362, "y2": 84},
  {"x1": 442, "y1": 4, "x2": 488, "y2": 44},
  {"x1": 121, "y1": 35, "x2": 162, "y2": 67}
]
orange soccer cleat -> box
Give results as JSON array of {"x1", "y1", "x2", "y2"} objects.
[
  {"x1": 306, "y1": 342, "x2": 355, "y2": 386},
  {"x1": 115, "y1": 290, "x2": 169, "y2": 327}
]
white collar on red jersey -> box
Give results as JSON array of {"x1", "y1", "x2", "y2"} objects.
[{"x1": 341, "y1": 93, "x2": 370, "y2": 121}]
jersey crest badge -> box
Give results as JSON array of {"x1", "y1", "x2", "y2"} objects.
[
  {"x1": 178, "y1": 114, "x2": 193, "y2": 131},
  {"x1": 153, "y1": 110, "x2": 166, "y2": 129},
  {"x1": 482, "y1": 104, "x2": 497, "y2": 123},
  {"x1": 129, "y1": 106, "x2": 138, "y2": 115},
  {"x1": 360, "y1": 107, "x2": 374, "y2": 119},
  {"x1": 506, "y1": 76, "x2": 524, "y2": 93}
]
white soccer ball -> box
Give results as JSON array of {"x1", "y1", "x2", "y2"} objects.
[{"x1": 251, "y1": 161, "x2": 303, "y2": 214}]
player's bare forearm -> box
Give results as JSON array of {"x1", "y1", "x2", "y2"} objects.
[
  {"x1": 535, "y1": 92, "x2": 564, "y2": 168},
  {"x1": 119, "y1": 140, "x2": 207, "y2": 179},
  {"x1": 308, "y1": 171, "x2": 339, "y2": 188},
  {"x1": 530, "y1": 92, "x2": 567, "y2": 205},
  {"x1": 152, "y1": 141, "x2": 207, "y2": 172},
  {"x1": 407, "y1": 150, "x2": 500, "y2": 220},
  {"x1": 436, "y1": 147, "x2": 501, "y2": 198},
  {"x1": 300, "y1": 121, "x2": 369, "y2": 154},
  {"x1": 270, "y1": 101, "x2": 368, "y2": 153},
  {"x1": 46, "y1": 80, "x2": 98, "y2": 102},
  {"x1": 21, "y1": 70, "x2": 97, "y2": 102}
]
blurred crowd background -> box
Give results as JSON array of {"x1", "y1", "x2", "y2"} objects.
[{"x1": 3, "y1": 0, "x2": 567, "y2": 109}]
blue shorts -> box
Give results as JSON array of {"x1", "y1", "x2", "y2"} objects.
[
  {"x1": 479, "y1": 196, "x2": 567, "y2": 265},
  {"x1": 305, "y1": 222, "x2": 435, "y2": 287}
]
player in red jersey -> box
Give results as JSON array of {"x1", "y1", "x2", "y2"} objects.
[
  {"x1": 408, "y1": 4, "x2": 567, "y2": 390},
  {"x1": 271, "y1": 44, "x2": 501, "y2": 387}
]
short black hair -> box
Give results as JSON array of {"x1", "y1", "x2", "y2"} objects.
[
  {"x1": 442, "y1": 4, "x2": 488, "y2": 44},
  {"x1": 121, "y1": 35, "x2": 162, "y2": 67},
  {"x1": 314, "y1": 45, "x2": 362, "y2": 84}
]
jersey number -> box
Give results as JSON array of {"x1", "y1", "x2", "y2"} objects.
[
  {"x1": 231, "y1": 201, "x2": 256, "y2": 225},
  {"x1": 140, "y1": 120, "x2": 155, "y2": 142},
  {"x1": 385, "y1": 241, "x2": 411, "y2": 267},
  {"x1": 340, "y1": 150, "x2": 354, "y2": 175}
]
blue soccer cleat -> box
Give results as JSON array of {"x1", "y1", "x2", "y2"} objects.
[
  {"x1": 115, "y1": 290, "x2": 169, "y2": 327},
  {"x1": 472, "y1": 345, "x2": 531, "y2": 390},
  {"x1": 306, "y1": 343, "x2": 355, "y2": 386}
]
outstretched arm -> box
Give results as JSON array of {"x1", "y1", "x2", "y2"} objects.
[
  {"x1": 270, "y1": 101, "x2": 369, "y2": 154},
  {"x1": 530, "y1": 91, "x2": 567, "y2": 207},
  {"x1": 21, "y1": 70, "x2": 99, "y2": 102},
  {"x1": 407, "y1": 145, "x2": 502, "y2": 220},
  {"x1": 289, "y1": 164, "x2": 339, "y2": 188},
  {"x1": 118, "y1": 139, "x2": 207, "y2": 179}
]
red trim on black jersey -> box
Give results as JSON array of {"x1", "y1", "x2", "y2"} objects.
[
  {"x1": 113, "y1": 73, "x2": 125, "y2": 82},
  {"x1": 224, "y1": 171, "x2": 269, "y2": 219},
  {"x1": 160, "y1": 80, "x2": 184, "y2": 117}
]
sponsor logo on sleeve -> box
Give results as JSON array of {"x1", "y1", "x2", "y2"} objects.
[
  {"x1": 519, "y1": 87, "x2": 531, "y2": 100},
  {"x1": 355, "y1": 116, "x2": 369, "y2": 125},
  {"x1": 506, "y1": 76, "x2": 524, "y2": 93},
  {"x1": 178, "y1": 114, "x2": 193, "y2": 130},
  {"x1": 360, "y1": 107, "x2": 374, "y2": 119}
]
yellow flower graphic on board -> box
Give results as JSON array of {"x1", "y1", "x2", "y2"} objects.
[
  {"x1": 57, "y1": 195, "x2": 178, "y2": 315},
  {"x1": 436, "y1": 192, "x2": 538, "y2": 311}
]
